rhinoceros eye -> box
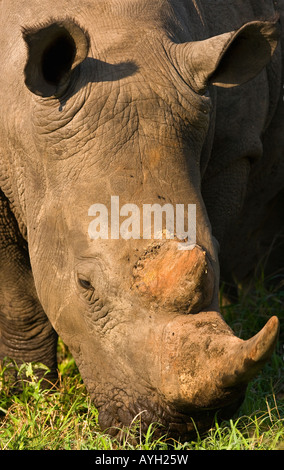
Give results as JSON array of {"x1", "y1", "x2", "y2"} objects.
[
  {"x1": 77, "y1": 276, "x2": 102, "y2": 305},
  {"x1": 78, "y1": 277, "x2": 93, "y2": 290}
]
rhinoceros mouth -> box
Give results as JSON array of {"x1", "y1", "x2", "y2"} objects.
[
  {"x1": 156, "y1": 394, "x2": 246, "y2": 441},
  {"x1": 98, "y1": 389, "x2": 246, "y2": 442}
]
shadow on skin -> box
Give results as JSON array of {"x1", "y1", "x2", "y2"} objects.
[{"x1": 59, "y1": 57, "x2": 139, "y2": 109}]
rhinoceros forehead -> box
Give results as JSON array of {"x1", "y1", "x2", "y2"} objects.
[{"x1": 31, "y1": 54, "x2": 211, "y2": 162}]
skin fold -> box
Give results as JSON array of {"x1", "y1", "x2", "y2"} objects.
[{"x1": 0, "y1": 0, "x2": 282, "y2": 440}]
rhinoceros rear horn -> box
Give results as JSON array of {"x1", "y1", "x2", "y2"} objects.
[
  {"x1": 172, "y1": 18, "x2": 280, "y2": 94},
  {"x1": 22, "y1": 18, "x2": 90, "y2": 97}
]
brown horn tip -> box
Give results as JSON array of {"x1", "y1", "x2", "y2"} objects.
[
  {"x1": 222, "y1": 316, "x2": 280, "y2": 388},
  {"x1": 247, "y1": 315, "x2": 280, "y2": 363}
]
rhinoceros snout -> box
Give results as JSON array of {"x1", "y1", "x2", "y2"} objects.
[
  {"x1": 132, "y1": 241, "x2": 215, "y2": 313},
  {"x1": 156, "y1": 313, "x2": 279, "y2": 431}
]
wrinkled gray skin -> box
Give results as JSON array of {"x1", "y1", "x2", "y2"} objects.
[{"x1": 0, "y1": 0, "x2": 283, "y2": 440}]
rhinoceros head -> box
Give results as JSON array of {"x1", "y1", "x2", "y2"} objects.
[{"x1": 21, "y1": 11, "x2": 279, "y2": 439}]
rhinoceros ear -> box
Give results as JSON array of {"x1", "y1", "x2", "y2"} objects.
[
  {"x1": 174, "y1": 20, "x2": 280, "y2": 94},
  {"x1": 22, "y1": 18, "x2": 90, "y2": 97}
]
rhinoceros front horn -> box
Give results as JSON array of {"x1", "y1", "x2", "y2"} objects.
[{"x1": 222, "y1": 316, "x2": 280, "y2": 388}]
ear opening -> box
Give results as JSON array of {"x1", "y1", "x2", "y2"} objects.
[
  {"x1": 209, "y1": 20, "x2": 280, "y2": 88},
  {"x1": 41, "y1": 32, "x2": 76, "y2": 86},
  {"x1": 171, "y1": 18, "x2": 280, "y2": 94},
  {"x1": 23, "y1": 18, "x2": 90, "y2": 97}
]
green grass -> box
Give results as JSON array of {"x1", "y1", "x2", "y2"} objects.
[{"x1": 0, "y1": 277, "x2": 283, "y2": 450}]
